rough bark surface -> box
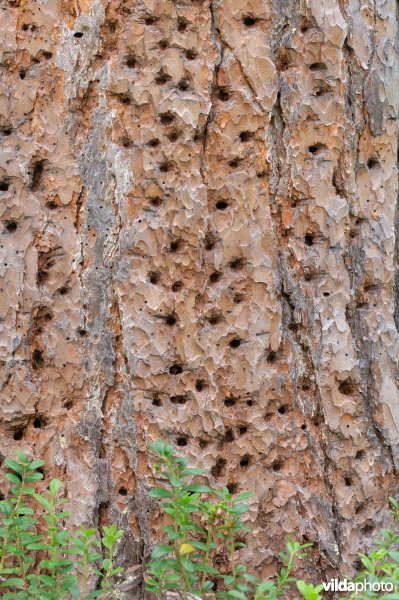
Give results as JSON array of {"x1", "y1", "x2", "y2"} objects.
[{"x1": 1, "y1": 0, "x2": 399, "y2": 595}]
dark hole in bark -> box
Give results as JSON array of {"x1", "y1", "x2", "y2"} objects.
[
  {"x1": 211, "y1": 458, "x2": 226, "y2": 477},
  {"x1": 46, "y1": 201, "x2": 58, "y2": 209},
  {"x1": 177, "y1": 17, "x2": 189, "y2": 31},
  {"x1": 108, "y1": 21, "x2": 117, "y2": 34},
  {"x1": 305, "y1": 234, "x2": 314, "y2": 246},
  {"x1": 233, "y1": 293, "x2": 244, "y2": 304},
  {"x1": 227, "y1": 482, "x2": 237, "y2": 494},
  {"x1": 148, "y1": 138, "x2": 160, "y2": 147},
  {"x1": 125, "y1": 54, "x2": 137, "y2": 68},
  {"x1": 78, "y1": 329, "x2": 87, "y2": 336},
  {"x1": 339, "y1": 379, "x2": 354, "y2": 396},
  {"x1": 239, "y1": 426, "x2": 247, "y2": 435},
  {"x1": 344, "y1": 476, "x2": 352, "y2": 487},
  {"x1": 301, "y1": 424, "x2": 307, "y2": 430},
  {"x1": 185, "y1": 49, "x2": 197, "y2": 60},
  {"x1": 308, "y1": 143, "x2": 326, "y2": 155},
  {"x1": 170, "y1": 395, "x2": 187, "y2": 405},
  {"x1": 240, "y1": 455, "x2": 250, "y2": 467},
  {"x1": 149, "y1": 271, "x2": 160, "y2": 284},
  {"x1": 278, "y1": 405, "x2": 286, "y2": 415},
  {"x1": 19, "y1": 70, "x2": 26, "y2": 80},
  {"x1": 207, "y1": 313, "x2": 222, "y2": 325},
  {"x1": 0, "y1": 180, "x2": 10, "y2": 192},
  {"x1": 178, "y1": 78, "x2": 189, "y2": 91},
  {"x1": 216, "y1": 200, "x2": 228, "y2": 210},
  {"x1": 74, "y1": 31, "x2": 84, "y2": 38},
  {"x1": 309, "y1": 62, "x2": 327, "y2": 71},
  {"x1": 246, "y1": 399, "x2": 253, "y2": 406},
  {"x1": 218, "y1": 88, "x2": 230, "y2": 101},
  {"x1": 64, "y1": 400, "x2": 73, "y2": 410},
  {"x1": 176, "y1": 437, "x2": 187, "y2": 446},
  {"x1": 195, "y1": 379, "x2": 206, "y2": 392},
  {"x1": 172, "y1": 280, "x2": 183, "y2": 292},
  {"x1": 169, "y1": 364, "x2": 183, "y2": 375},
  {"x1": 152, "y1": 396, "x2": 162, "y2": 407},
  {"x1": 229, "y1": 257, "x2": 244, "y2": 270},
  {"x1": 58, "y1": 286, "x2": 69, "y2": 295},
  {"x1": 355, "y1": 449, "x2": 365, "y2": 460},
  {"x1": 239, "y1": 131, "x2": 253, "y2": 142},
  {"x1": 169, "y1": 239, "x2": 181, "y2": 252},
  {"x1": 32, "y1": 349, "x2": 45, "y2": 369},
  {"x1": 155, "y1": 70, "x2": 171, "y2": 85},
  {"x1": 224, "y1": 398, "x2": 236, "y2": 407},
  {"x1": 150, "y1": 196, "x2": 163, "y2": 207},
  {"x1": 199, "y1": 438, "x2": 208, "y2": 448},
  {"x1": 160, "y1": 111, "x2": 175, "y2": 125},
  {"x1": 5, "y1": 221, "x2": 17, "y2": 232},
  {"x1": 144, "y1": 15, "x2": 157, "y2": 25},
  {"x1": 243, "y1": 14, "x2": 257, "y2": 26},
  {"x1": 224, "y1": 429, "x2": 234, "y2": 443},
  {"x1": 118, "y1": 487, "x2": 127, "y2": 496},
  {"x1": 229, "y1": 338, "x2": 241, "y2": 348},
  {"x1": 13, "y1": 429, "x2": 24, "y2": 441},
  {"x1": 33, "y1": 417, "x2": 43, "y2": 428},
  {"x1": 159, "y1": 161, "x2": 172, "y2": 173},
  {"x1": 267, "y1": 351, "x2": 277, "y2": 363},
  {"x1": 228, "y1": 158, "x2": 240, "y2": 168},
  {"x1": 204, "y1": 235, "x2": 216, "y2": 250},
  {"x1": 272, "y1": 459, "x2": 283, "y2": 472},
  {"x1": 167, "y1": 129, "x2": 181, "y2": 142},
  {"x1": 367, "y1": 157, "x2": 379, "y2": 169},
  {"x1": 30, "y1": 160, "x2": 45, "y2": 191},
  {"x1": 0, "y1": 126, "x2": 12, "y2": 136},
  {"x1": 166, "y1": 315, "x2": 177, "y2": 326},
  {"x1": 209, "y1": 271, "x2": 222, "y2": 284},
  {"x1": 159, "y1": 39, "x2": 169, "y2": 49}
]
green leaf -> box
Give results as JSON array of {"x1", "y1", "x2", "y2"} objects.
[
  {"x1": 5, "y1": 473, "x2": 22, "y2": 485},
  {"x1": 49, "y1": 479, "x2": 61, "y2": 494},
  {"x1": 185, "y1": 484, "x2": 211, "y2": 493},
  {"x1": 0, "y1": 578, "x2": 25, "y2": 587},
  {"x1": 233, "y1": 491, "x2": 254, "y2": 502},
  {"x1": 4, "y1": 459, "x2": 24, "y2": 475},
  {"x1": 32, "y1": 494, "x2": 52, "y2": 511},
  {"x1": 149, "y1": 488, "x2": 173, "y2": 499},
  {"x1": 28, "y1": 459, "x2": 45, "y2": 471},
  {"x1": 151, "y1": 545, "x2": 174, "y2": 559}
]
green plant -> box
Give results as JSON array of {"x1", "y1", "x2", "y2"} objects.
[
  {"x1": 145, "y1": 440, "x2": 310, "y2": 599},
  {"x1": 145, "y1": 440, "x2": 399, "y2": 600},
  {"x1": 0, "y1": 450, "x2": 123, "y2": 599}
]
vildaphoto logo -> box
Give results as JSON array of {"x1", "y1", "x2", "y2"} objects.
[{"x1": 322, "y1": 579, "x2": 395, "y2": 593}]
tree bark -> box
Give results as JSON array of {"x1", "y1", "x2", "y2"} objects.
[{"x1": 1, "y1": 0, "x2": 398, "y2": 595}]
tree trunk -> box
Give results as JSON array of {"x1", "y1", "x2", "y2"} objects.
[{"x1": 1, "y1": 0, "x2": 398, "y2": 595}]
